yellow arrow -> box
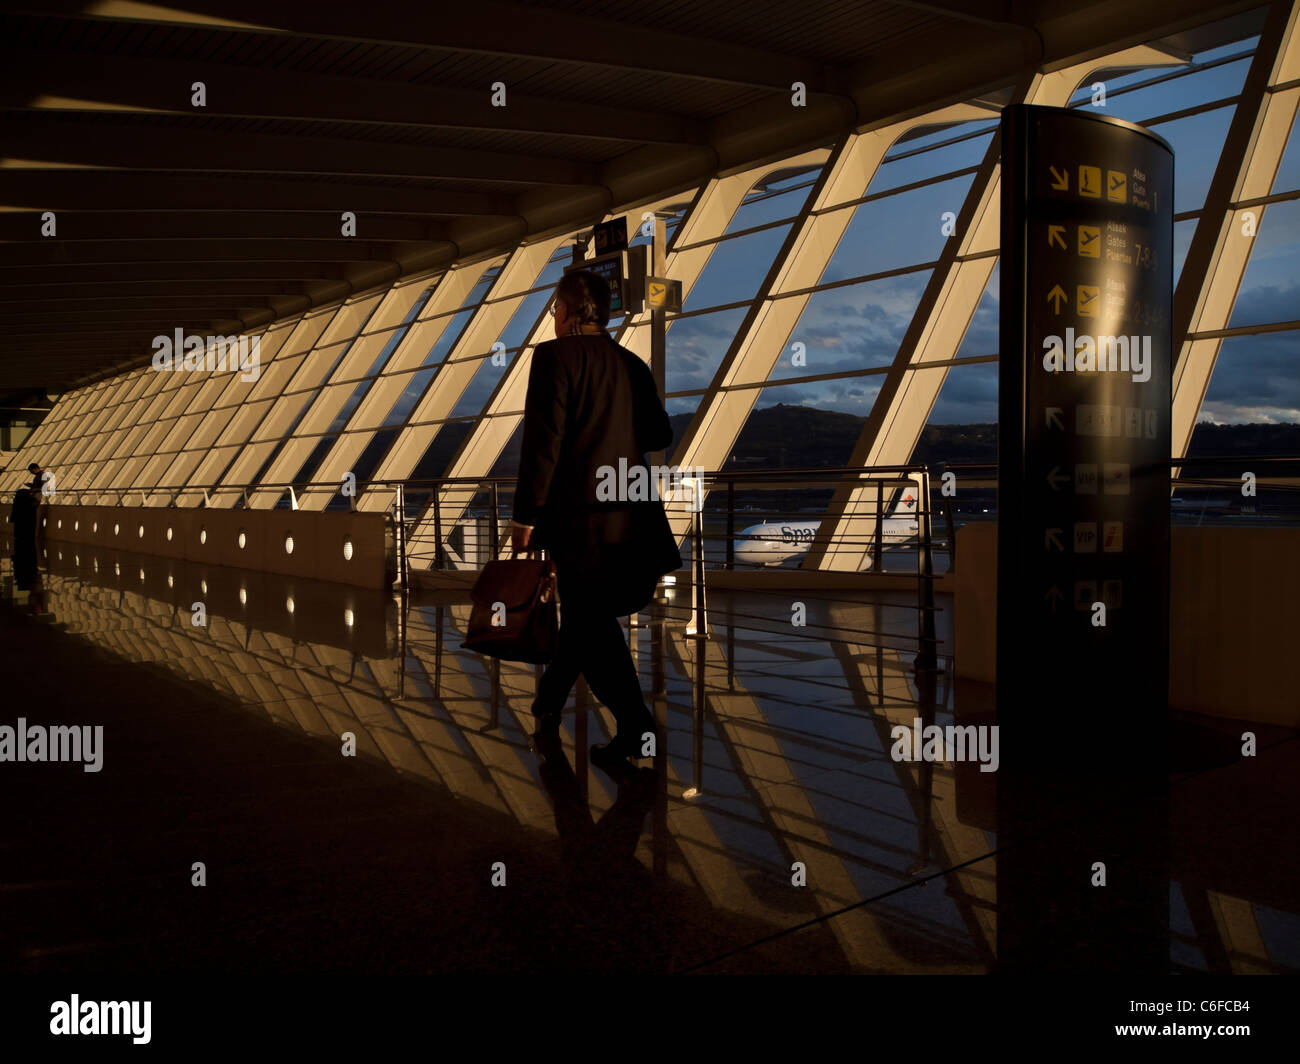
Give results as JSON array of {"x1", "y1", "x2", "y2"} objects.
[
  {"x1": 650, "y1": 283, "x2": 664, "y2": 300},
  {"x1": 1049, "y1": 166, "x2": 1068, "y2": 191},
  {"x1": 1048, "y1": 225, "x2": 1067, "y2": 249},
  {"x1": 1046, "y1": 284, "x2": 1067, "y2": 313}
]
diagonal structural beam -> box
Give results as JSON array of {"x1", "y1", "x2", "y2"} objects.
[
  {"x1": 1171, "y1": 0, "x2": 1299, "y2": 463},
  {"x1": 807, "y1": 45, "x2": 1188, "y2": 571},
  {"x1": 668, "y1": 102, "x2": 991, "y2": 553},
  {"x1": 361, "y1": 239, "x2": 563, "y2": 534},
  {"x1": 410, "y1": 168, "x2": 807, "y2": 561}
]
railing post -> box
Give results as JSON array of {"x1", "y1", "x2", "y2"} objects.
[
  {"x1": 725, "y1": 478, "x2": 735, "y2": 570},
  {"x1": 943, "y1": 488, "x2": 957, "y2": 573},
  {"x1": 915, "y1": 469, "x2": 938, "y2": 674},
  {"x1": 489, "y1": 481, "x2": 499, "y2": 562},
  {"x1": 874, "y1": 479, "x2": 884, "y2": 571},
  {"x1": 689, "y1": 624, "x2": 706, "y2": 797},
  {"x1": 395, "y1": 483, "x2": 408, "y2": 590},
  {"x1": 688, "y1": 504, "x2": 708, "y2": 639},
  {"x1": 433, "y1": 482, "x2": 444, "y2": 570}
]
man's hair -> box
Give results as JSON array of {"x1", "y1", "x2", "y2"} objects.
[
  {"x1": 556, "y1": 270, "x2": 611, "y2": 329},
  {"x1": 28, "y1": 462, "x2": 39, "y2": 472}
]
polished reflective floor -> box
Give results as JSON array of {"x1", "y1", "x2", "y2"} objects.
[{"x1": 2, "y1": 542, "x2": 1297, "y2": 973}]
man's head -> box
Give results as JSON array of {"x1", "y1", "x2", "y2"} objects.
[
  {"x1": 28, "y1": 462, "x2": 40, "y2": 475},
  {"x1": 553, "y1": 270, "x2": 611, "y2": 335}
]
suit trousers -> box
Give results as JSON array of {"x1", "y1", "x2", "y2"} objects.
[{"x1": 535, "y1": 558, "x2": 654, "y2": 741}]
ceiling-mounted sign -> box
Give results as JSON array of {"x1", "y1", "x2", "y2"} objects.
[
  {"x1": 564, "y1": 245, "x2": 646, "y2": 315},
  {"x1": 646, "y1": 276, "x2": 682, "y2": 312},
  {"x1": 592, "y1": 217, "x2": 629, "y2": 254}
]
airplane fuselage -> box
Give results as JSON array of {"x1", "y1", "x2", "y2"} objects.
[{"x1": 734, "y1": 517, "x2": 919, "y2": 567}]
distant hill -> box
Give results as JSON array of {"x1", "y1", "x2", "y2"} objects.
[
  {"x1": 1186, "y1": 421, "x2": 1300, "y2": 458},
  {"x1": 670, "y1": 403, "x2": 867, "y2": 468},
  {"x1": 664, "y1": 404, "x2": 1298, "y2": 468}
]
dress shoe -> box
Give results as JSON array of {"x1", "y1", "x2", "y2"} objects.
[{"x1": 590, "y1": 726, "x2": 658, "y2": 768}]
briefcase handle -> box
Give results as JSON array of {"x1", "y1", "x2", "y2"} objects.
[{"x1": 497, "y1": 527, "x2": 546, "y2": 560}]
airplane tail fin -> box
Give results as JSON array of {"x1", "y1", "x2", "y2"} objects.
[{"x1": 884, "y1": 472, "x2": 926, "y2": 523}]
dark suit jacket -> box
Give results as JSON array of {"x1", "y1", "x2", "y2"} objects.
[{"x1": 514, "y1": 333, "x2": 681, "y2": 610}]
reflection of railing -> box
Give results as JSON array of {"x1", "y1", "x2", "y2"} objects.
[
  {"x1": 25, "y1": 464, "x2": 945, "y2": 664},
  {"x1": 939, "y1": 453, "x2": 1300, "y2": 569}
]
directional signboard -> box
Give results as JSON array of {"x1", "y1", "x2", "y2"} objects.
[
  {"x1": 997, "y1": 105, "x2": 1172, "y2": 968},
  {"x1": 998, "y1": 104, "x2": 1172, "y2": 720},
  {"x1": 592, "y1": 216, "x2": 629, "y2": 254},
  {"x1": 565, "y1": 245, "x2": 647, "y2": 316},
  {"x1": 646, "y1": 275, "x2": 682, "y2": 311}
]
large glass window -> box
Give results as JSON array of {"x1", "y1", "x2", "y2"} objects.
[
  {"x1": 681, "y1": 225, "x2": 792, "y2": 312},
  {"x1": 1273, "y1": 113, "x2": 1300, "y2": 194},
  {"x1": 820, "y1": 174, "x2": 974, "y2": 283},
  {"x1": 665, "y1": 307, "x2": 749, "y2": 401},
  {"x1": 1194, "y1": 329, "x2": 1300, "y2": 435},
  {"x1": 771, "y1": 271, "x2": 935, "y2": 382},
  {"x1": 1149, "y1": 105, "x2": 1236, "y2": 214},
  {"x1": 1228, "y1": 199, "x2": 1300, "y2": 329}
]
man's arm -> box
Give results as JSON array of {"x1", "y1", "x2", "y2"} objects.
[
  {"x1": 513, "y1": 344, "x2": 567, "y2": 529},
  {"x1": 628, "y1": 354, "x2": 673, "y2": 453}
]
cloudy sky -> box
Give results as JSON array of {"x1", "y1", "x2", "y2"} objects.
[{"x1": 658, "y1": 35, "x2": 1298, "y2": 428}]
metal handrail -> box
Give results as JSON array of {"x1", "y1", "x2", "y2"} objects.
[{"x1": 27, "y1": 453, "x2": 1296, "y2": 506}]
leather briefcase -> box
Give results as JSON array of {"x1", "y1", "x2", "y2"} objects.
[{"x1": 464, "y1": 554, "x2": 558, "y2": 663}]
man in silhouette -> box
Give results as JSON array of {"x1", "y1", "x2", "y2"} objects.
[{"x1": 512, "y1": 270, "x2": 680, "y2": 771}]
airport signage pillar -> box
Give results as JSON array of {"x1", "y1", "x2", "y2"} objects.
[{"x1": 997, "y1": 105, "x2": 1173, "y2": 971}]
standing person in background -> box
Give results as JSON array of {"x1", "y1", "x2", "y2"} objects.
[
  {"x1": 26, "y1": 461, "x2": 47, "y2": 559},
  {"x1": 511, "y1": 269, "x2": 681, "y2": 773},
  {"x1": 8, "y1": 483, "x2": 39, "y2": 593}
]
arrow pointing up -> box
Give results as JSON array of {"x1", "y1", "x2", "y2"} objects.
[
  {"x1": 1049, "y1": 166, "x2": 1068, "y2": 191},
  {"x1": 1045, "y1": 585, "x2": 1064, "y2": 612},
  {"x1": 1046, "y1": 285, "x2": 1067, "y2": 313},
  {"x1": 1045, "y1": 528, "x2": 1064, "y2": 551},
  {"x1": 1046, "y1": 466, "x2": 1069, "y2": 491},
  {"x1": 1045, "y1": 407, "x2": 1064, "y2": 430},
  {"x1": 1048, "y1": 225, "x2": 1067, "y2": 249}
]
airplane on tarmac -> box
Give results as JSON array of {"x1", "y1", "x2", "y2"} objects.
[{"x1": 734, "y1": 475, "x2": 924, "y2": 568}]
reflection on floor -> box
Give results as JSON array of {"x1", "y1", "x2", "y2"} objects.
[{"x1": 1, "y1": 542, "x2": 1296, "y2": 973}]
